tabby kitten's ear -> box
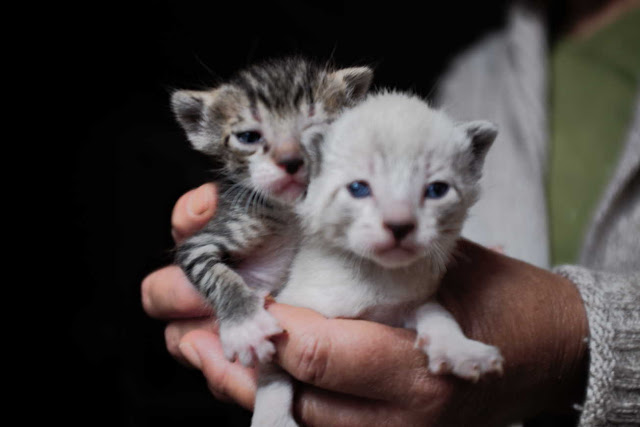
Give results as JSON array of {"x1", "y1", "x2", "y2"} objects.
[
  {"x1": 171, "y1": 90, "x2": 212, "y2": 134},
  {"x1": 458, "y1": 120, "x2": 498, "y2": 175},
  {"x1": 171, "y1": 86, "x2": 239, "y2": 153},
  {"x1": 328, "y1": 67, "x2": 374, "y2": 102}
]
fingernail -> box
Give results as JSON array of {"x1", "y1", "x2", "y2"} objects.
[
  {"x1": 187, "y1": 184, "x2": 213, "y2": 217},
  {"x1": 179, "y1": 342, "x2": 202, "y2": 369}
]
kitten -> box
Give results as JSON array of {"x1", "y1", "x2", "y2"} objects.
[
  {"x1": 252, "y1": 91, "x2": 503, "y2": 426},
  {"x1": 171, "y1": 58, "x2": 373, "y2": 367}
]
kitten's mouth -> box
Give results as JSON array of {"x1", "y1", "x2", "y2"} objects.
[
  {"x1": 372, "y1": 244, "x2": 418, "y2": 268},
  {"x1": 271, "y1": 178, "x2": 306, "y2": 202}
]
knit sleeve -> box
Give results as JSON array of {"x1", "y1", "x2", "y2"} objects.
[{"x1": 554, "y1": 265, "x2": 640, "y2": 426}]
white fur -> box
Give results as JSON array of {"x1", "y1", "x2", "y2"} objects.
[
  {"x1": 217, "y1": 236, "x2": 296, "y2": 368},
  {"x1": 409, "y1": 301, "x2": 504, "y2": 381},
  {"x1": 235, "y1": 234, "x2": 298, "y2": 293},
  {"x1": 252, "y1": 365, "x2": 297, "y2": 427},
  {"x1": 218, "y1": 306, "x2": 283, "y2": 367},
  {"x1": 298, "y1": 92, "x2": 480, "y2": 269},
  {"x1": 278, "y1": 244, "x2": 440, "y2": 326},
  {"x1": 253, "y1": 92, "x2": 501, "y2": 426},
  {"x1": 289, "y1": 92, "x2": 501, "y2": 370}
]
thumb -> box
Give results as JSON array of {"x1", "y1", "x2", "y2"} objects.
[
  {"x1": 171, "y1": 183, "x2": 217, "y2": 244},
  {"x1": 179, "y1": 329, "x2": 257, "y2": 409},
  {"x1": 267, "y1": 303, "x2": 446, "y2": 405}
]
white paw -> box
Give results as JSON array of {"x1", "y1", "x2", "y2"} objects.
[
  {"x1": 251, "y1": 411, "x2": 298, "y2": 427},
  {"x1": 418, "y1": 335, "x2": 504, "y2": 382},
  {"x1": 219, "y1": 308, "x2": 283, "y2": 367}
]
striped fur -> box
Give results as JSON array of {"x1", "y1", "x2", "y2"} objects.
[
  {"x1": 171, "y1": 58, "x2": 373, "y2": 365},
  {"x1": 174, "y1": 181, "x2": 287, "y2": 322}
]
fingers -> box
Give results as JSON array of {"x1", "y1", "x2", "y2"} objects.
[
  {"x1": 141, "y1": 265, "x2": 212, "y2": 319},
  {"x1": 143, "y1": 184, "x2": 216, "y2": 318},
  {"x1": 268, "y1": 304, "x2": 455, "y2": 408},
  {"x1": 179, "y1": 329, "x2": 258, "y2": 410},
  {"x1": 165, "y1": 318, "x2": 218, "y2": 364},
  {"x1": 177, "y1": 329, "x2": 426, "y2": 426},
  {"x1": 296, "y1": 387, "x2": 424, "y2": 427},
  {"x1": 171, "y1": 183, "x2": 217, "y2": 244}
]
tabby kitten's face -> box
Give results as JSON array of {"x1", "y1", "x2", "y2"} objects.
[
  {"x1": 171, "y1": 58, "x2": 373, "y2": 204},
  {"x1": 299, "y1": 92, "x2": 497, "y2": 269}
]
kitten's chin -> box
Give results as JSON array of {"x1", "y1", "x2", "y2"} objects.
[
  {"x1": 269, "y1": 180, "x2": 306, "y2": 204},
  {"x1": 371, "y1": 247, "x2": 419, "y2": 269}
]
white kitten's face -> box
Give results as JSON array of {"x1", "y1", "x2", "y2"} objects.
[
  {"x1": 334, "y1": 159, "x2": 468, "y2": 268},
  {"x1": 299, "y1": 93, "x2": 496, "y2": 269}
]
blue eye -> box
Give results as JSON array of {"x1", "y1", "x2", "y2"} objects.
[
  {"x1": 347, "y1": 181, "x2": 371, "y2": 198},
  {"x1": 236, "y1": 131, "x2": 262, "y2": 144},
  {"x1": 425, "y1": 182, "x2": 449, "y2": 199}
]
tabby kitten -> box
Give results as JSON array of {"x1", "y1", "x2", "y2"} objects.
[
  {"x1": 171, "y1": 58, "x2": 373, "y2": 367},
  {"x1": 252, "y1": 91, "x2": 503, "y2": 426}
]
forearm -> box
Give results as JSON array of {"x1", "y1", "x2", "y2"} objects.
[{"x1": 554, "y1": 266, "x2": 640, "y2": 426}]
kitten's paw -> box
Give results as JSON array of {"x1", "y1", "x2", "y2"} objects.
[
  {"x1": 251, "y1": 411, "x2": 298, "y2": 427},
  {"x1": 219, "y1": 308, "x2": 283, "y2": 367},
  {"x1": 418, "y1": 335, "x2": 504, "y2": 382}
]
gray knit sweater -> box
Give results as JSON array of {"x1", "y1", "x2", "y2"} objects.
[{"x1": 438, "y1": 5, "x2": 639, "y2": 426}]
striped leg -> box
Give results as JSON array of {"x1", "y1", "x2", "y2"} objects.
[{"x1": 176, "y1": 228, "x2": 282, "y2": 367}]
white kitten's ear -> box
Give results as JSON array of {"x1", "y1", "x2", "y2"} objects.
[
  {"x1": 460, "y1": 120, "x2": 497, "y2": 173},
  {"x1": 329, "y1": 67, "x2": 374, "y2": 101}
]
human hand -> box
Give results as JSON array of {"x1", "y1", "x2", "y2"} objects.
[{"x1": 142, "y1": 184, "x2": 589, "y2": 426}]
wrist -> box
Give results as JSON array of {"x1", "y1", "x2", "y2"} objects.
[
  {"x1": 438, "y1": 240, "x2": 589, "y2": 422},
  {"x1": 536, "y1": 273, "x2": 589, "y2": 416}
]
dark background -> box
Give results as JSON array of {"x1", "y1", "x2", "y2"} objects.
[{"x1": 61, "y1": 0, "x2": 570, "y2": 425}]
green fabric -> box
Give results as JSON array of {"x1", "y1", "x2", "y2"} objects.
[{"x1": 548, "y1": 8, "x2": 640, "y2": 265}]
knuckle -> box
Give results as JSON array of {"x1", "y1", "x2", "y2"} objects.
[
  {"x1": 207, "y1": 364, "x2": 231, "y2": 398},
  {"x1": 170, "y1": 275, "x2": 208, "y2": 315},
  {"x1": 141, "y1": 266, "x2": 191, "y2": 318},
  {"x1": 164, "y1": 323, "x2": 182, "y2": 357},
  {"x1": 143, "y1": 265, "x2": 207, "y2": 318},
  {"x1": 293, "y1": 394, "x2": 309, "y2": 425},
  {"x1": 170, "y1": 192, "x2": 193, "y2": 238},
  {"x1": 140, "y1": 273, "x2": 157, "y2": 315},
  {"x1": 406, "y1": 368, "x2": 454, "y2": 410},
  {"x1": 406, "y1": 370, "x2": 436, "y2": 408},
  {"x1": 170, "y1": 282, "x2": 193, "y2": 313},
  {"x1": 198, "y1": 349, "x2": 232, "y2": 396},
  {"x1": 291, "y1": 332, "x2": 331, "y2": 385}
]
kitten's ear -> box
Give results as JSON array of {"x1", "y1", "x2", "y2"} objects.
[
  {"x1": 459, "y1": 120, "x2": 498, "y2": 173},
  {"x1": 329, "y1": 67, "x2": 374, "y2": 101},
  {"x1": 171, "y1": 90, "x2": 215, "y2": 135},
  {"x1": 171, "y1": 86, "x2": 238, "y2": 153}
]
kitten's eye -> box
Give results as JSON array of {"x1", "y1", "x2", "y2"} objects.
[
  {"x1": 235, "y1": 131, "x2": 263, "y2": 144},
  {"x1": 425, "y1": 182, "x2": 449, "y2": 199},
  {"x1": 347, "y1": 181, "x2": 371, "y2": 198}
]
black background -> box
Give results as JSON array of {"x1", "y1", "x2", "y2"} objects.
[{"x1": 59, "y1": 1, "x2": 544, "y2": 425}]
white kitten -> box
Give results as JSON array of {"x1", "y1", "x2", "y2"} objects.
[{"x1": 251, "y1": 91, "x2": 503, "y2": 427}]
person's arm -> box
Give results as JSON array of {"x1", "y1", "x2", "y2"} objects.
[
  {"x1": 142, "y1": 184, "x2": 591, "y2": 426},
  {"x1": 553, "y1": 265, "x2": 640, "y2": 426}
]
